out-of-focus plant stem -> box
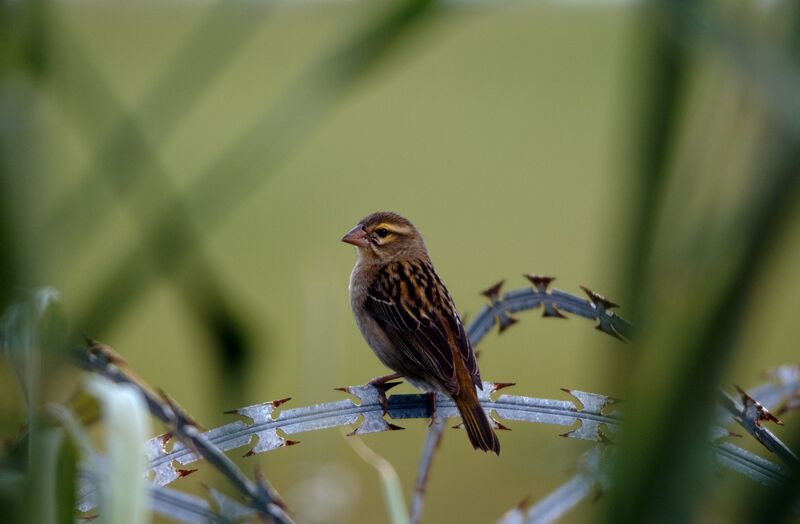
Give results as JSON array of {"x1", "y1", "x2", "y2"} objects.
[
  {"x1": 619, "y1": 0, "x2": 691, "y2": 325},
  {"x1": 0, "y1": 2, "x2": 55, "y2": 523},
  {"x1": 608, "y1": 2, "x2": 800, "y2": 523}
]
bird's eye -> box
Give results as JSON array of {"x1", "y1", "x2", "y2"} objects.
[{"x1": 376, "y1": 228, "x2": 389, "y2": 238}]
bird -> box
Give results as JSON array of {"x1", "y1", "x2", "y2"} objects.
[{"x1": 342, "y1": 211, "x2": 500, "y2": 454}]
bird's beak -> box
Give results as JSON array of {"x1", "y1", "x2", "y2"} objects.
[{"x1": 341, "y1": 224, "x2": 369, "y2": 247}]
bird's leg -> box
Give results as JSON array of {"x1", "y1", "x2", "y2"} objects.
[
  {"x1": 427, "y1": 392, "x2": 437, "y2": 426},
  {"x1": 368, "y1": 373, "x2": 402, "y2": 415}
]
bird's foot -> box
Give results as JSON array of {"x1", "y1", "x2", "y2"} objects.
[
  {"x1": 427, "y1": 392, "x2": 437, "y2": 426},
  {"x1": 368, "y1": 373, "x2": 402, "y2": 416}
]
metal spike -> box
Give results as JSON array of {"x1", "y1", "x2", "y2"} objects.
[
  {"x1": 176, "y1": 468, "x2": 197, "y2": 478},
  {"x1": 497, "y1": 315, "x2": 518, "y2": 333},
  {"x1": 481, "y1": 280, "x2": 505, "y2": 301},
  {"x1": 579, "y1": 286, "x2": 619, "y2": 310},
  {"x1": 542, "y1": 303, "x2": 567, "y2": 319},
  {"x1": 524, "y1": 274, "x2": 567, "y2": 318},
  {"x1": 494, "y1": 420, "x2": 512, "y2": 431},
  {"x1": 579, "y1": 286, "x2": 626, "y2": 340},
  {"x1": 272, "y1": 397, "x2": 292, "y2": 408},
  {"x1": 523, "y1": 274, "x2": 556, "y2": 292},
  {"x1": 480, "y1": 280, "x2": 518, "y2": 334},
  {"x1": 597, "y1": 323, "x2": 625, "y2": 341},
  {"x1": 735, "y1": 385, "x2": 784, "y2": 426}
]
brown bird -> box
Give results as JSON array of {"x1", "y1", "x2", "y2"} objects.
[{"x1": 342, "y1": 211, "x2": 500, "y2": 454}]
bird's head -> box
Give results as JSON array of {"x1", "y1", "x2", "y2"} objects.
[{"x1": 341, "y1": 211, "x2": 427, "y2": 263}]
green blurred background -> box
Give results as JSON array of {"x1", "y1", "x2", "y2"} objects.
[{"x1": 2, "y1": 0, "x2": 800, "y2": 522}]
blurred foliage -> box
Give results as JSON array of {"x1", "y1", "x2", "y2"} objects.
[{"x1": 2, "y1": 0, "x2": 800, "y2": 522}]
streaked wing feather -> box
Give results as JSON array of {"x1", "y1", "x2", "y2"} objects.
[{"x1": 364, "y1": 260, "x2": 480, "y2": 394}]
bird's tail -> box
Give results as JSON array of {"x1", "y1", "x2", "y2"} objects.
[{"x1": 453, "y1": 389, "x2": 500, "y2": 455}]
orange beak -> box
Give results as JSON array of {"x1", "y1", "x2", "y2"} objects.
[{"x1": 341, "y1": 224, "x2": 369, "y2": 247}]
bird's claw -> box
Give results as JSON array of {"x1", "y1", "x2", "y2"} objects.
[{"x1": 368, "y1": 373, "x2": 402, "y2": 416}]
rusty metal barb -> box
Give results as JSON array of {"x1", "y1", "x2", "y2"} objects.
[
  {"x1": 740, "y1": 366, "x2": 800, "y2": 419},
  {"x1": 718, "y1": 387, "x2": 799, "y2": 467}
]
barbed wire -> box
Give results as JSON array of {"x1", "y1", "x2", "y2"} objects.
[
  {"x1": 72, "y1": 278, "x2": 798, "y2": 523},
  {"x1": 75, "y1": 341, "x2": 293, "y2": 524}
]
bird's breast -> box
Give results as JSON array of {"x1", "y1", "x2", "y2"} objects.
[{"x1": 349, "y1": 264, "x2": 400, "y2": 364}]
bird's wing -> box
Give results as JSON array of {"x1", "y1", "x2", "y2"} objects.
[{"x1": 364, "y1": 260, "x2": 481, "y2": 395}]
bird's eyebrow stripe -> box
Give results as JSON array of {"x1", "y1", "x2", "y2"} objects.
[{"x1": 372, "y1": 223, "x2": 410, "y2": 234}]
